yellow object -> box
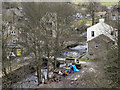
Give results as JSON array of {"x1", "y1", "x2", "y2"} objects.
[
  {"x1": 67, "y1": 54, "x2": 75, "y2": 58},
  {"x1": 17, "y1": 49, "x2": 21, "y2": 56},
  {"x1": 65, "y1": 72, "x2": 68, "y2": 74},
  {"x1": 75, "y1": 62, "x2": 77, "y2": 64}
]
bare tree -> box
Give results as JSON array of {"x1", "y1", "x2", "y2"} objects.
[
  {"x1": 21, "y1": 2, "x2": 76, "y2": 85},
  {"x1": 2, "y1": 11, "x2": 15, "y2": 88},
  {"x1": 87, "y1": 2, "x2": 102, "y2": 25}
]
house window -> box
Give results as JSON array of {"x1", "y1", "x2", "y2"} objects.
[
  {"x1": 91, "y1": 31, "x2": 94, "y2": 37},
  {"x1": 12, "y1": 39, "x2": 17, "y2": 43},
  {"x1": 113, "y1": 41, "x2": 115, "y2": 45},
  {"x1": 118, "y1": 16, "x2": 120, "y2": 20},
  {"x1": 11, "y1": 31, "x2": 16, "y2": 35},
  {"x1": 111, "y1": 31, "x2": 114, "y2": 35},
  {"x1": 112, "y1": 15, "x2": 116, "y2": 20},
  {"x1": 95, "y1": 44, "x2": 99, "y2": 48},
  {"x1": 50, "y1": 30, "x2": 52, "y2": 35},
  {"x1": 22, "y1": 37, "x2": 24, "y2": 41},
  {"x1": 22, "y1": 30, "x2": 25, "y2": 33},
  {"x1": 90, "y1": 53, "x2": 93, "y2": 56},
  {"x1": 50, "y1": 22, "x2": 52, "y2": 26}
]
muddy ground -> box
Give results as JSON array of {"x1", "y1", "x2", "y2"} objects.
[{"x1": 36, "y1": 60, "x2": 110, "y2": 88}]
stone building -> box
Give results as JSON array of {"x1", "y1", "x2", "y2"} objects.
[
  {"x1": 2, "y1": 6, "x2": 27, "y2": 57},
  {"x1": 105, "y1": 5, "x2": 119, "y2": 29},
  {"x1": 41, "y1": 12, "x2": 57, "y2": 38},
  {"x1": 87, "y1": 19, "x2": 117, "y2": 59},
  {"x1": 87, "y1": 34, "x2": 115, "y2": 59},
  {"x1": 105, "y1": 5, "x2": 119, "y2": 21}
]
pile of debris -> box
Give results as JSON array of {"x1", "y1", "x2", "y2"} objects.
[{"x1": 48, "y1": 62, "x2": 82, "y2": 83}]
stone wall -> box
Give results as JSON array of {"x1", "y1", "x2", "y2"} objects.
[{"x1": 87, "y1": 35, "x2": 114, "y2": 59}]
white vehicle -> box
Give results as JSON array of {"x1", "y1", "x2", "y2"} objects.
[
  {"x1": 56, "y1": 57, "x2": 66, "y2": 64},
  {"x1": 74, "y1": 59, "x2": 87, "y2": 64}
]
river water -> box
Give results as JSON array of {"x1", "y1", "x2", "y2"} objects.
[
  {"x1": 63, "y1": 45, "x2": 87, "y2": 58},
  {"x1": 70, "y1": 45, "x2": 87, "y2": 51},
  {"x1": 12, "y1": 69, "x2": 53, "y2": 88},
  {"x1": 13, "y1": 44, "x2": 87, "y2": 88}
]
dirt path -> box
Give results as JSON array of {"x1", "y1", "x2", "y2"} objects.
[{"x1": 37, "y1": 60, "x2": 109, "y2": 88}]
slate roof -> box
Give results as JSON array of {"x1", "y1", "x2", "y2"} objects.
[
  {"x1": 87, "y1": 22, "x2": 115, "y2": 42},
  {"x1": 87, "y1": 34, "x2": 113, "y2": 43}
]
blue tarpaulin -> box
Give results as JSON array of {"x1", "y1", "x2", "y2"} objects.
[
  {"x1": 72, "y1": 65, "x2": 79, "y2": 72},
  {"x1": 68, "y1": 64, "x2": 79, "y2": 72}
]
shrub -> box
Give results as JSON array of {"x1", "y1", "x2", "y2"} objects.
[{"x1": 104, "y1": 45, "x2": 119, "y2": 88}]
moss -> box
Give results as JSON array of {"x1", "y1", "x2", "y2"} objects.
[
  {"x1": 72, "y1": 2, "x2": 118, "y2": 6},
  {"x1": 72, "y1": 2, "x2": 89, "y2": 5},
  {"x1": 78, "y1": 20, "x2": 84, "y2": 25}
]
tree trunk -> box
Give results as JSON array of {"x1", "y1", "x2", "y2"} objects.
[
  {"x1": 36, "y1": 41, "x2": 42, "y2": 85},
  {"x1": 91, "y1": 2, "x2": 95, "y2": 26},
  {"x1": 92, "y1": 11, "x2": 95, "y2": 26},
  {"x1": 46, "y1": 41, "x2": 50, "y2": 81},
  {"x1": 54, "y1": 57, "x2": 57, "y2": 69},
  {"x1": 47, "y1": 59, "x2": 49, "y2": 81},
  {"x1": 47, "y1": 56, "x2": 49, "y2": 81},
  {"x1": 36, "y1": 65, "x2": 40, "y2": 85},
  {"x1": 54, "y1": 32, "x2": 59, "y2": 69},
  {"x1": 118, "y1": 1, "x2": 120, "y2": 87},
  {"x1": 38, "y1": 42, "x2": 42, "y2": 85},
  {"x1": 36, "y1": 58, "x2": 42, "y2": 85},
  {"x1": 39, "y1": 63, "x2": 42, "y2": 84},
  {"x1": 2, "y1": 67, "x2": 8, "y2": 77}
]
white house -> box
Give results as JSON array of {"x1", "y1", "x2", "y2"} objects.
[
  {"x1": 87, "y1": 19, "x2": 117, "y2": 43},
  {"x1": 86, "y1": 19, "x2": 117, "y2": 59}
]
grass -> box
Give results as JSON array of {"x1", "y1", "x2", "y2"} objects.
[
  {"x1": 72, "y1": 2, "x2": 88, "y2": 5},
  {"x1": 85, "y1": 18, "x2": 92, "y2": 26},
  {"x1": 78, "y1": 19, "x2": 92, "y2": 26},
  {"x1": 78, "y1": 20, "x2": 85, "y2": 25},
  {"x1": 78, "y1": 18, "x2": 98, "y2": 26},
  {"x1": 81, "y1": 8, "x2": 87, "y2": 10},
  {"x1": 101, "y1": 2, "x2": 118, "y2": 6},
  {"x1": 72, "y1": 2, "x2": 118, "y2": 6}
]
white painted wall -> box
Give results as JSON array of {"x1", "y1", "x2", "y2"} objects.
[{"x1": 87, "y1": 20, "x2": 115, "y2": 42}]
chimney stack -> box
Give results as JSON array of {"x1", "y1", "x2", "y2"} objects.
[{"x1": 99, "y1": 18, "x2": 105, "y2": 23}]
